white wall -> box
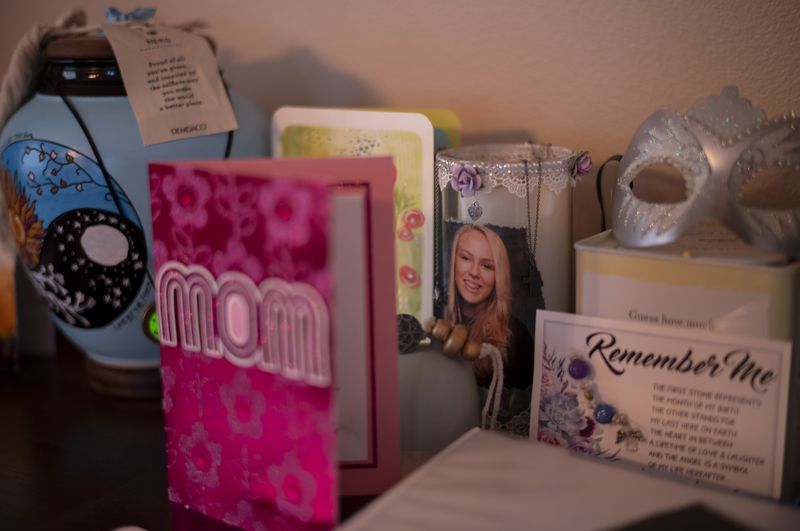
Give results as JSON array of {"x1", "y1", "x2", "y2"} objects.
[{"x1": 1, "y1": 0, "x2": 798, "y2": 240}]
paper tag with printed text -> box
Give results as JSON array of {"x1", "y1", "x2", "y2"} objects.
[{"x1": 102, "y1": 24, "x2": 238, "y2": 146}]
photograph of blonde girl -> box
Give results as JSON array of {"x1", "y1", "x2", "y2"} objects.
[{"x1": 446, "y1": 224, "x2": 534, "y2": 393}]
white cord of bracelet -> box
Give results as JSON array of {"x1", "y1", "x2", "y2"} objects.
[{"x1": 479, "y1": 343, "x2": 503, "y2": 431}]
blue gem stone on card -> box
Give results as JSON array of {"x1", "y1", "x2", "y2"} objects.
[{"x1": 594, "y1": 404, "x2": 616, "y2": 424}]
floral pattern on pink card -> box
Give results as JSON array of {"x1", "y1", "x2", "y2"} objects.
[{"x1": 150, "y1": 163, "x2": 337, "y2": 530}]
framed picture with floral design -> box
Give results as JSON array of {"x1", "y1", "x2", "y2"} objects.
[{"x1": 272, "y1": 107, "x2": 438, "y2": 323}]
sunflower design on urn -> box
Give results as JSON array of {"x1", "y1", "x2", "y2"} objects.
[{"x1": 2, "y1": 167, "x2": 45, "y2": 266}]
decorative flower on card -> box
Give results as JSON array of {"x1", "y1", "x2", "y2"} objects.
[
  {"x1": 162, "y1": 168, "x2": 211, "y2": 228},
  {"x1": 179, "y1": 422, "x2": 222, "y2": 488},
  {"x1": 212, "y1": 239, "x2": 265, "y2": 281},
  {"x1": 223, "y1": 500, "x2": 267, "y2": 531},
  {"x1": 579, "y1": 416, "x2": 596, "y2": 438},
  {"x1": 401, "y1": 208, "x2": 425, "y2": 229},
  {"x1": 268, "y1": 452, "x2": 317, "y2": 522},
  {"x1": 539, "y1": 392, "x2": 588, "y2": 437},
  {"x1": 539, "y1": 370, "x2": 563, "y2": 396},
  {"x1": 537, "y1": 426, "x2": 566, "y2": 447},
  {"x1": 396, "y1": 226, "x2": 413, "y2": 242},
  {"x1": 538, "y1": 348, "x2": 622, "y2": 460},
  {"x1": 152, "y1": 239, "x2": 169, "y2": 267},
  {"x1": 259, "y1": 181, "x2": 315, "y2": 248},
  {"x1": 167, "y1": 486, "x2": 183, "y2": 505},
  {"x1": 220, "y1": 371, "x2": 266, "y2": 439},
  {"x1": 450, "y1": 163, "x2": 482, "y2": 197},
  {"x1": 161, "y1": 366, "x2": 176, "y2": 414},
  {"x1": 164, "y1": 427, "x2": 178, "y2": 468},
  {"x1": 398, "y1": 264, "x2": 420, "y2": 288}
]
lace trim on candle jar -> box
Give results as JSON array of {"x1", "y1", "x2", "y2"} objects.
[{"x1": 436, "y1": 143, "x2": 591, "y2": 198}]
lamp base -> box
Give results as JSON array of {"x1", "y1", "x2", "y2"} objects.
[{"x1": 85, "y1": 356, "x2": 161, "y2": 399}]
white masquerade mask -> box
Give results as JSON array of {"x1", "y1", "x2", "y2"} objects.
[{"x1": 612, "y1": 86, "x2": 800, "y2": 257}]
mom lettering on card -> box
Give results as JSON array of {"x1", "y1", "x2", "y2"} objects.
[{"x1": 158, "y1": 262, "x2": 331, "y2": 387}]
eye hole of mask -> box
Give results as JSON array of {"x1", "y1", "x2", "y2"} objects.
[
  {"x1": 738, "y1": 167, "x2": 800, "y2": 209},
  {"x1": 630, "y1": 163, "x2": 688, "y2": 204}
]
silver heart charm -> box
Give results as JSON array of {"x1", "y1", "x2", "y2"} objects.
[{"x1": 468, "y1": 201, "x2": 483, "y2": 221}]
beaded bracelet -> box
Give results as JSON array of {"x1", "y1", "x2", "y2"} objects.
[
  {"x1": 395, "y1": 314, "x2": 511, "y2": 432},
  {"x1": 396, "y1": 314, "x2": 485, "y2": 362},
  {"x1": 429, "y1": 318, "x2": 482, "y2": 361}
]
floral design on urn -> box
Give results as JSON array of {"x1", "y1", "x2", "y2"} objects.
[{"x1": 2, "y1": 141, "x2": 148, "y2": 331}]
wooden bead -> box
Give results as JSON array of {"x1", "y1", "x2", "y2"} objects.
[
  {"x1": 442, "y1": 324, "x2": 468, "y2": 357},
  {"x1": 461, "y1": 339, "x2": 481, "y2": 361},
  {"x1": 431, "y1": 319, "x2": 453, "y2": 342}
]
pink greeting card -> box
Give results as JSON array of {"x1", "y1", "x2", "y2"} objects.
[
  {"x1": 149, "y1": 157, "x2": 399, "y2": 530},
  {"x1": 185, "y1": 157, "x2": 401, "y2": 495}
]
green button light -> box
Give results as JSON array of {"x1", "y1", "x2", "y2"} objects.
[
  {"x1": 142, "y1": 304, "x2": 159, "y2": 342},
  {"x1": 148, "y1": 311, "x2": 159, "y2": 340}
]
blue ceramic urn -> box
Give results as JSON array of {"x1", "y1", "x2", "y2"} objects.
[{"x1": 0, "y1": 35, "x2": 268, "y2": 373}]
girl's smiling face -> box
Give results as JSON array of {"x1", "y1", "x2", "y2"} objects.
[{"x1": 455, "y1": 229, "x2": 495, "y2": 307}]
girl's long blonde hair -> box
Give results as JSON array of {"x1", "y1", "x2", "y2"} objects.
[{"x1": 446, "y1": 224, "x2": 512, "y2": 353}]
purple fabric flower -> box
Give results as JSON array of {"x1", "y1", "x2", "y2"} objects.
[
  {"x1": 570, "y1": 151, "x2": 593, "y2": 177},
  {"x1": 450, "y1": 163, "x2": 482, "y2": 197}
]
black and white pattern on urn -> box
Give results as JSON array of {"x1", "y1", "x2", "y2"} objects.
[{"x1": 34, "y1": 208, "x2": 147, "y2": 328}]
